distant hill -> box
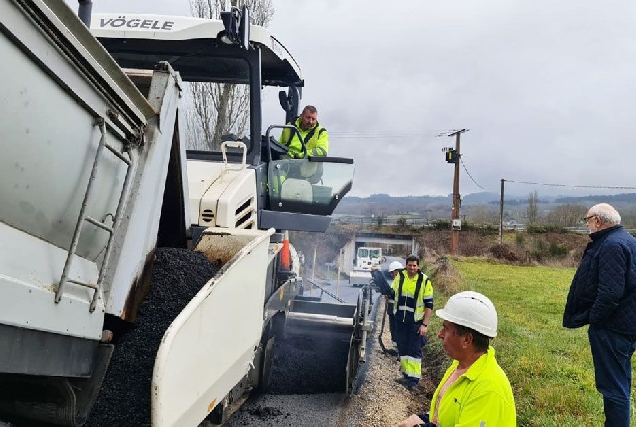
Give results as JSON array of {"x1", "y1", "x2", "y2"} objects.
[
  {"x1": 344, "y1": 193, "x2": 450, "y2": 204},
  {"x1": 336, "y1": 193, "x2": 449, "y2": 216},
  {"x1": 555, "y1": 193, "x2": 636, "y2": 204},
  {"x1": 336, "y1": 192, "x2": 636, "y2": 217},
  {"x1": 462, "y1": 192, "x2": 499, "y2": 203}
]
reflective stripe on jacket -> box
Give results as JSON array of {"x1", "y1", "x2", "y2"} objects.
[
  {"x1": 391, "y1": 271, "x2": 433, "y2": 323},
  {"x1": 280, "y1": 117, "x2": 329, "y2": 158}
]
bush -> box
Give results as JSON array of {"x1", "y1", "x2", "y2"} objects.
[
  {"x1": 477, "y1": 224, "x2": 499, "y2": 235},
  {"x1": 430, "y1": 220, "x2": 450, "y2": 230},
  {"x1": 488, "y1": 244, "x2": 519, "y2": 262},
  {"x1": 535, "y1": 239, "x2": 546, "y2": 252},
  {"x1": 430, "y1": 257, "x2": 462, "y2": 295},
  {"x1": 460, "y1": 231, "x2": 488, "y2": 257},
  {"x1": 527, "y1": 224, "x2": 567, "y2": 233},
  {"x1": 548, "y1": 242, "x2": 569, "y2": 258}
]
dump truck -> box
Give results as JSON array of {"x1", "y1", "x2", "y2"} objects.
[{"x1": 0, "y1": 1, "x2": 366, "y2": 425}]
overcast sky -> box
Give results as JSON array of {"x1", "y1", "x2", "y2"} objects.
[{"x1": 66, "y1": 0, "x2": 636, "y2": 198}]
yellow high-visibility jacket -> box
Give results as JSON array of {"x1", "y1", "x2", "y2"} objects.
[
  {"x1": 429, "y1": 346, "x2": 516, "y2": 427},
  {"x1": 391, "y1": 271, "x2": 433, "y2": 324},
  {"x1": 280, "y1": 117, "x2": 328, "y2": 158}
]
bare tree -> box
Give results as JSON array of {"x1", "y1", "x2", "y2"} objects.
[
  {"x1": 470, "y1": 205, "x2": 499, "y2": 225},
  {"x1": 185, "y1": 0, "x2": 274, "y2": 150},
  {"x1": 526, "y1": 190, "x2": 539, "y2": 225},
  {"x1": 189, "y1": 0, "x2": 273, "y2": 26},
  {"x1": 244, "y1": 0, "x2": 274, "y2": 27},
  {"x1": 545, "y1": 203, "x2": 587, "y2": 227}
]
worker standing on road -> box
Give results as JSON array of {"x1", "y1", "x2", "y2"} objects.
[
  {"x1": 371, "y1": 261, "x2": 404, "y2": 354},
  {"x1": 391, "y1": 255, "x2": 433, "y2": 390},
  {"x1": 397, "y1": 291, "x2": 516, "y2": 427},
  {"x1": 386, "y1": 261, "x2": 404, "y2": 351},
  {"x1": 279, "y1": 105, "x2": 329, "y2": 158}
]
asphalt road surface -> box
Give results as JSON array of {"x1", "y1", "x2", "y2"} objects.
[{"x1": 223, "y1": 275, "x2": 379, "y2": 427}]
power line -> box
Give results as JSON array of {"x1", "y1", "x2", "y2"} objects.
[
  {"x1": 329, "y1": 129, "x2": 458, "y2": 139},
  {"x1": 329, "y1": 135, "x2": 435, "y2": 139},
  {"x1": 330, "y1": 131, "x2": 444, "y2": 139},
  {"x1": 460, "y1": 157, "x2": 488, "y2": 191},
  {"x1": 504, "y1": 180, "x2": 636, "y2": 191},
  {"x1": 332, "y1": 131, "x2": 443, "y2": 135}
]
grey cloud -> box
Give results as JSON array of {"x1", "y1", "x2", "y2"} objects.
[{"x1": 65, "y1": 0, "x2": 636, "y2": 198}]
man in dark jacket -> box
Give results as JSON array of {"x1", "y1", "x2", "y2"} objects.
[
  {"x1": 371, "y1": 261, "x2": 404, "y2": 354},
  {"x1": 563, "y1": 203, "x2": 636, "y2": 427}
]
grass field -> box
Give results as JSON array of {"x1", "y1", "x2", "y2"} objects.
[{"x1": 432, "y1": 258, "x2": 636, "y2": 427}]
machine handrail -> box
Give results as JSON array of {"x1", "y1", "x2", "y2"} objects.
[
  {"x1": 304, "y1": 278, "x2": 345, "y2": 303},
  {"x1": 221, "y1": 140, "x2": 247, "y2": 169},
  {"x1": 264, "y1": 124, "x2": 305, "y2": 162}
]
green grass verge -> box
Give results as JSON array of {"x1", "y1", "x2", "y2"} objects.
[{"x1": 441, "y1": 258, "x2": 628, "y2": 427}]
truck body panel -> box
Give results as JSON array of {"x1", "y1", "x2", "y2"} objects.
[
  {"x1": 0, "y1": 0, "x2": 185, "y2": 372},
  {"x1": 0, "y1": 0, "x2": 152, "y2": 345},
  {"x1": 0, "y1": 222, "x2": 100, "y2": 342},
  {"x1": 102, "y1": 68, "x2": 185, "y2": 318}
]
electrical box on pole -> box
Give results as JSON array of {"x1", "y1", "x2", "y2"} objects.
[{"x1": 445, "y1": 150, "x2": 458, "y2": 164}]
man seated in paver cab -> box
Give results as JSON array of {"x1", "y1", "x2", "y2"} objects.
[{"x1": 279, "y1": 105, "x2": 328, "y2": 159}]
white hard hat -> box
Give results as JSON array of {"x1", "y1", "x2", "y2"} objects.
[
  {"x1": 388, "y1": 261, "x2": 404, "y2": 272},
  {"x1": 436, "y1": 291, "x2": 498, "y2": 338}
]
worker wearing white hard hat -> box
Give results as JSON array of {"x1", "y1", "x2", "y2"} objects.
[
  {"x1": 388, "y1": 261, "x2": 404, "y2": 273},
  {"x1": 397, "y1": 291, "x2": 516, "y2": 427},
  {"x1": 386, "y1": 261, "x2": 404, "y2": 350}
]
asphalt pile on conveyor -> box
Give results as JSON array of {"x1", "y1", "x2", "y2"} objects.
[
  {"x1": 86, "y1": 248, "x2": 218, "y2": 427},
  {"x1": 268, "y1": 335, "x2": 349, "y2": 394}
]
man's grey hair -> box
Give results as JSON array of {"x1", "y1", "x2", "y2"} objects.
[
  {"x1": 302, "y1": 105, "x2": 317, "y2": 114},
  {"x1": 590, "y1": 203, "x2": 621, "y2": 225}
]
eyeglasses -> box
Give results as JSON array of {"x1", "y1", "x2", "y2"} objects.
[{"x1": 582, "y1": 215, "x2": 597, "y2": 223}]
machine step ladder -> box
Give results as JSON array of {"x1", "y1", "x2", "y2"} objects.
[{"x1": 55, "y1": 118, "x2": 135, "y2": 312}]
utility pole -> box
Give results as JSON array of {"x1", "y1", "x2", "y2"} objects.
[
  {"x1": 448, "y1": 129, "x2": 468, "y2": 256},
  {"x1": 311, "y1": 245, "x2": 317, "y2": 296},
  {"x1": 311, "y1": 245, "x2": 317, "y2": 280},
  {"x1": 499, "y1": 179, "x2": 505, "y2": 245},
  {"x1": 336, "y1": 248, "x2": 343, "y2": 297}
]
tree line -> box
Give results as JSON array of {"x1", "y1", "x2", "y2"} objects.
[{"x1": 185, "y1": 0, "x2": 274, "y2": 151}]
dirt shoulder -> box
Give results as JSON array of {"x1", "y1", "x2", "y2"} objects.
[{"x1": 337, "y1": 297, "x2": 448, "y2": 426}]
